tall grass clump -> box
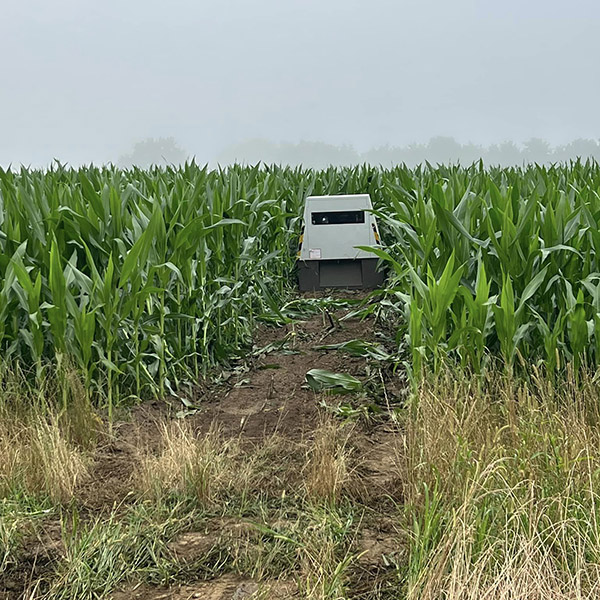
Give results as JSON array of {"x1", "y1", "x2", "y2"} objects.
[
  {"x1": 0, "y1": 413, "x2": 89, "y2": 504},
  {"x1": 304, "y1": 419, "x2": 353, "y2": 506},
  {"x1": 0, "y1": 364, "x2": 96, "y2": 503},
  {"x1": 133, "y1": 422, "x2": 235, "y2": 505},
  {"x1": 402, "y1": 368, "x2": 600, "y2": 599}
]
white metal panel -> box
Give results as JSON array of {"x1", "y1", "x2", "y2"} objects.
[{"x1": 299, "y1": 194, "x2": 379, "y2": 260}]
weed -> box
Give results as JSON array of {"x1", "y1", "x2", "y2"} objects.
[{"x1": 304, "y1": 419, "x2": 353, "y2": 506}]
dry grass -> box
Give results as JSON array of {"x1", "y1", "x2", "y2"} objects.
[
  {"x1": 0, "y1": 365, "x2": 99, "y2": 505},
  {"x1": 132, "y1": 421, "x2": 234, "y2": 505},
  {"x1": 0, "y1": 414, "x2": 89, "y2": 504},
  {"x1": 59, "y1": 368, "x2": 103, "y2": 449},
  {"x1": 7, "y1": 361, "x2": 600, "y2": 600},
  {"x1": 133, "y1": 419, "x2": 306, "y2": 507},
  {"x1": 403, "y1": 368, "x2": 600, "y2": 600},
  {"x1": 304, "y1": 419, "x2": 353, "y2": 505}
]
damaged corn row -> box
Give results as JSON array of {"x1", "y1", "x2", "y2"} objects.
[{"x1": 2, "y1": 161, "x2": 600, "y2": 417}]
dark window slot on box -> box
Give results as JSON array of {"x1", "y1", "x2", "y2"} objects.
[{"x1": 311, "y1": 211, "x2": 365, "y2": 225}]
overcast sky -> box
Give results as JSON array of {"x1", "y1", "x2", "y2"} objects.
[{"x1": 2, "y1": 0, "x2": 600, "y2": 166}]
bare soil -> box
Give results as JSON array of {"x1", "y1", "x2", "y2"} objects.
[
  {"x1": 193, "y1": 306, "x2": 379, "y2": 440},
  {"x1": 109, "y1": 574, "x2": 296, "y2": 600}
]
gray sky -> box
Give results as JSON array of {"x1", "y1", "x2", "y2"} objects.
[{"x1": 2, "y1": 0, "x2": 600, "y2": 166}]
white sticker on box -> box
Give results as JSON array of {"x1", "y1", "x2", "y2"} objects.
[{"x1": 309, "y1": 249, "x2": 321, "y2": 259}]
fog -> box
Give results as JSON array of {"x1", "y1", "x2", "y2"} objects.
[{"x1": 2, "y1": 0, "x2": 600, "y2": 168}]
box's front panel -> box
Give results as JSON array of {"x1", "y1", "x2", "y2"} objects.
[
  {"x1": 300, "y1": 195, "x2": 378, "y2": 261},
  {"x1": 319, "y1": 260, "x2": 363, "y2": 287}
]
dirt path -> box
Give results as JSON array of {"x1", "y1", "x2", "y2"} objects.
[
  {"x1": 76, "y1": 297, "x2": 388, "y2": 510},
  {"x1": 193, "y1": 301, "x2": 380, "y2": 440},
  {"x1": 3, "y1": 295, "x2": 406, "y2": 600}
]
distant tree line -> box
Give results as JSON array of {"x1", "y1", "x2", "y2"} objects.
[
  {"x1": 116, "y1": 136, "x2": 600, "y2": 168},
  {"x1": 216, "y1": 137, "x2": 600, "y2": 168}
]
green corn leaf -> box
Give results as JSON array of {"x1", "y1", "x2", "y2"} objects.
[
  {"x1": 316, "y1": 339, "x2": 391, "y2": 361},
  {"x1": 305, "y1": 369, "x2": 362, "y2": 394}
]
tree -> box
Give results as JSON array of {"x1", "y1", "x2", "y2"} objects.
[
  {"x1": 554, "y1": 139, "x2": 600, "y2": 162},
  {"x1": 426, "y1": 136, "x2": 463, "y2": 163},
  {"x1": 118, "y1": 137, "x2": 188, "y2": 168},
  {"x1": 522, "y1": 138, "x2": 551, "y2": 164},
  {"x1": 485, "y1": 141, "x2": 522, "y2": 166}
]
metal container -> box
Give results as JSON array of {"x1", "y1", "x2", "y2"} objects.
[{"x1": 297, "y1": 194, "x2": 384, "y2": 291}]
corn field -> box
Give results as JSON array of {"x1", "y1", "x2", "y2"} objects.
[
  {"x1": 1, "y1": 161, "x2": 600, "y2": 411},
  {"x1": 371, "y1": 160, "x2": 600, "y2": 375}
]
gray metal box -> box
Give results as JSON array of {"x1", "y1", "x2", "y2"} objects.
[{"x1": 296, "y1": 194, "x2": 385, "y2": 291}]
